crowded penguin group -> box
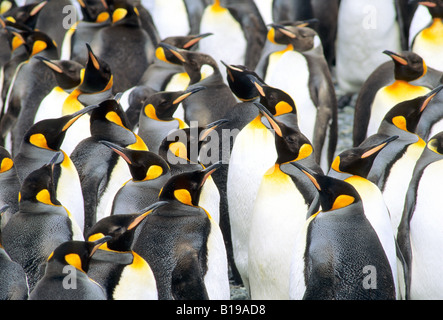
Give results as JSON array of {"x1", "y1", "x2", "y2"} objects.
[{"x1": 1, "y1": 0, "x2": 443, "y2": 301}]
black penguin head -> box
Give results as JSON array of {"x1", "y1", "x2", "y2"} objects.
[
  {"x1": 255, "y1": 102, "x2": 309, "y2": 164},
  {"x1": 383, "y1": 50, "x2": 427, "y2": 82},
  {"x1": 79, "y1": 44, "x2": 113, "y2": 93},
  {"x1": 162, "y1": 32, "x2": 213, "y2": 51},
  {"x1": 34, "y1": 56, "x2": 83, "y2": 90},
  {"x1": 6, "y1": 27, "x2": 57, "y2": 58},
  {"x1": 100, "y1": 140, "x2": 171, "y2": 181},
  {"x1": 0, "y1": 147, "x2": 14, "y2": 174},
  {"x1": 253, "y1": 81, "x2": 297, "y2": 116},
  {"x1": 222, "y1": 61, "x2": 263, "y2": 101},
  {"x1": 77, "y1": 0, "x2": 110, "y2": 23},
  {"x1": 86, "y1": 201, "x2": 168, "y2": 251},
  {"x1": 292, "y1": 162, "x2": 361, "y2": 212},
  {"x1": 3, "y1": 1, "x2": 47, "y2": 29},
  {"x1": 267, "y1": 23, "x2": 317, "y2": 52},
  {"x1": 110, "y1": 0, "x2": 140, "y2": 27},
  {"x1": 18, "y1": 155, "x2": 61, "y2": 207},
  {"x1": 383, "y1": 85, "x2": 443, "y2": 133},
  {"x1": 47, "y1": 237, "x2": 112, "y2": 273},
  {"x1": 23, "y1": 104, "x2": 100, "y2": 151},
  {"x1": 158, "y1": 162, "x2": 221, "y2": 207},
  {"x1": 158, "y1": 43, "x2": 219, "y2": 83},
  {"x1": 142, "y1": 86, "x2": 205, "y2": 121},
  {"x1": 89, "y1": 98, "x2": 136, "y2": 144},
  {"x1": 427, "y1": 131, "x2": 443, "y2": 154},
  {"x1": 331, "y1": 136, "x2": 399, "y2": 178}
]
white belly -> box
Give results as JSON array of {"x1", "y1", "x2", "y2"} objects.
[
  {"x1": 409, "y1": 160, "x2": 443, "y2": 299},
  {"x1": 34, "y1": 87, "x2": 68, "y2": 124},
  {"x1": 147, "y1": 0, "x2": 190, "y2": 40},
  {"x1": 248, "y1": 168, "x2": 308, "y2": 300},
  {"x1": 227, "y1": 121, "x2": 277, "y2": 290}
]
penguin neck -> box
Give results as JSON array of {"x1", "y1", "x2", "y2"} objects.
[
  {"x1": 273, "y1": 44, "x2": 295, "y2": 58},
  {"x1": 385, "y1": 80, "x2": 427, "y2": 96},
  {"x1": 421, "y1": 18, "x2": 443, "y2": 41},
  {"x1": 62, "y1": 89, "x2": 84, "y2": 115}
]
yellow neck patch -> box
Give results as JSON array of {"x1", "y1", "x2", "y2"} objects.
[
  {"x1": 145, "y1": 165, "x2": 163, "y2": 180},
  {"x1": 174, "y1": 189, "x2": 193, "y2": 206},
  {"x1": 392, "y1": 115, "x2": 408, "y2": 131},
  {"x1": 127, "y1": 134, "x2": 148, "y2": 151},
  {"x1": 331, "y1": 156, "x2": 341, "y2": 173},
  {"x1": 294, "y1": 144, "x2": 313, "y2": 162},
  {"x1": 274, "y1": 101, "x2": 294, "y2": 116},
  {"x1": 211, "y1": 0, "x2": 227, "y2": 13},
  {"x1": 422, "y1": 18, "x2": 443, "y2": 42},
  {"x1": 0, "y1": 157, "x2": 13, "y2": 173},
  {"x1": 29, "y1": 133, "x2": 51, "y2": 150},
  {"x1": 96, "y1": 11, "x2": 110, "y2": 23},
  {"x1": 65, "y1": 253, "x2": 84, "y2": 272},
  {"x1": 331, "y1": 195, "x2": 355, "y2": 211},
  {"x1": 169, "y1": 142, "x2": 188, "y2": 159},
  {"x1": 88, "y1": 233, "x2": 110, "y2": 251},
  {"x1": 36, "y1": 189, "x2": 56, "y2": 206},
  {"x1": 112, "y1": 8, "x2": 127, "y2": 23},
  {"x1": 106, "y1": 111, "x2": 125, "y2": 127},
  {"x1": 63, "y1": 89, "x2": 83, "y2": 115},
  {"x1": 31, "y1": 40, "x2": 47, "y2": 57},
  {"x1": 144, "y1": 104, "x2": 160, "y2": 120}
]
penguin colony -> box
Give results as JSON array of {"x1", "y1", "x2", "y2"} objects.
[{"x1": 0, "y1": 0, "x2": 442, "y2": 301}]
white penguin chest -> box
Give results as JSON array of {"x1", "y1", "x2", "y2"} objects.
[
  {"x1": 264, "y1": 50, "x2": 316, "y2": 142},
  {"x1": 412, "y1": 19, "x2": 443, "y2": 72},
  {"x1": 34, "y1": 87, "x2": 68, "y2": 124},
  {"x1": 409, "y1": 160, "x2": 443, "y2": 299},
  {"x1": 147, "y1": 0, "x2": 190, "y2": 39}
]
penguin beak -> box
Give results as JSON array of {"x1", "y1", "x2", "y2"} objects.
[
  {"x1": 420, "y1": 85, "x2": 443, "y2": 112},
  {"x1": 200, "y1": 119, "x2": 229, "y2": 141},
  {"x1": 199, "y1": 162, "x2": 222, "y2": 189},
  {"x1": 254, "y1": 102, "x2": 283, "y2": 137},
  {"x1": 30, "y1": 1, "x2": 47, "y2": 16},
  {"x1": 127, "y1": 201, "x2": 169, "y2": 230},
  {"x1": 34, "y1": 56, "x2": 63, "y2": 73},
  {"x1": 89, "y1": 235, "x2": 113, "y2": 257},
  {"x1": 85, "y1": 43, "x2": 101, "y2": 70},
  {"x1": 383, "y1": 50, "x2": 408, "y2": 66},
  {"x1": 62, "y1": 104, "x2": 101, "y2": 132},
  {"x1": 172, "y1": 86, "x2": 206, "y2": 105},
  {"x1": 0, "y1": 204, "x2": 9, "y2": 216},
  {"x1": 159, "y1": 43, "x2": 186, "y2": 63},
  {"x1": 268, "y1": 23, "x2": 297, "y2": 39},
  {"x1": 291, "y1": 161, "x2": 322, "y2": 191},
  {"x1": 99, "y1": 140, "x2": 132, "y2": 164},
  {"x1": 418, "y1": 1, "x2": 437, "y2": 7},
  {"x1": 182, "y1": 32, "x2": 213, "y2": 49},
  {"x1": 361, "y1": 135, "x2": 399, "y2": 159}
]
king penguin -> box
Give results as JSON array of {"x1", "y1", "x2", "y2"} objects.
[
  {"x1": 13, "y1": 104, "x2": 101, "y2": 232},
  {"x1": 248, "y1": 102, "x2": 322, "y2": 300},
  {"x1": 198, "y1": 0, "x2": 267, "y2": 76},
  {"x1": 328, "y1": 135, "x2": 402, "y2": 300},
  {"x1": 99, "y1": 141, "x2": 171, "y2": 216},
  {"x1": 255, "y1": 23, "x2": 338, "y2": 169},
  {"x1": 288, "y1": 162, "x2": 397, "y2": 300},
  {"x1": 2, "y1": 157, "x2": 84, "y2": 292},
  {"x1": 0, "y1": 205, "x2": 29, "y2": 300},
  {"x1": 70, "y1": 98, "x2": 148, "y2": 234},
  {"x1": 0, "y1": 146, "x2": 20, "y2": 229},
  {"x1": 397, "y1": 131, "x2": 443, "y2": 299},
  {"x1": 132, "y1": 163, "x2": 230, "y2": 300},
  {"x1": 354, "y1": 50, "x2": 431, "y2": 146},
  {"x1": 86, "y1": 201, "x2": 168, "y2": 300},
  {"x1": 158, "y1": 43, "x2": 237, "y2": 127},
  {"x1": 28, "y1": 237, "x2": 111, "y2": 300},
  {"x1": 60, "y1": 43, "x2": 114, "y2": 156},
  {"x1": 32, "y1": 56, "x2": 84, "y2": 124},
  {"x1": 362, "y1": 85, "x2": 443, "y2": 236},
  {"x1": 411, "y1": 0, "x2": 443, "y2": 72},
  {"x1": 137, "y1": 86, "x2": 205, "y2": 153}
]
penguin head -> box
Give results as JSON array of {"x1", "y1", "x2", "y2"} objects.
[
  {"x1": 292, "y1": 162, "x2": 362, "y2": 212},
  {"x1": 142, "y1": 86, "x2": 205, "y2": 122},
  {"x1": 159, "y1": 162, "x2": 221, "y2": 207},
  {"x1": 159, "y1": 119, "x2": 228, "y2": 165},
  {"x1": 18, "y1": 154, "x2": 62, "y2": 209},
  {"x1": 79, "y1": 44, "x2": 113, "y2": 94},
  {"x1": 426, "y1": 131, "x2": 443, "y2": 154},
  {"x1": 3, "y1": 1, "x2": 47, "y2": 29},
  {"x1": 34, "y1": 56, "x2": 83, "y2": 90},
  {"x1": 46, "y1": 237, "x2": 112, "y2": 273},
  {"x1": 157, "y1": 43, "x2": 219, "y2": 83},
  {"x1": 0, "y1": 147, "x2": 14, "y2": 175},
  {"x1": 89, "y1": 98, "x2": 137, "y2": 144},
  {"x1": 100, "y1": 140, "x2": 171, "y2": 182},
  {"x1": 221, "y1": 61, "x2": 263, "y2": 101},
  {"x1": 110, "y1": 0, "x2": 140, "y2": 27},
  {"x1": 23, "y1": 104, "x2": 100, "y2": 151},
  {"x1": 253, "y1": 81, "x2": 297, "y2": 117},
  {"x1": 267, "y1": 22, "x2": 318, "y2": 52},
  {"x1": 330, "y1": 136, "x2": 399, "y2": 178},
  {"x1": 255, "y1": 102, "x2": 309, "y2": 164},
  {"x1": 6, "y1": 27, "x2": 57, "y2": 58},
  {"x1": 383, "y1": 85, "x2": 443, "y2": 133},
  {"x1": 383, "y1": 50, "x2": 427, "y2": 82},
  {"x1": 77, "y1": 0, "x2": 110, "y2": 23},
  {"x1": 86, "y1": 201, "x2": 168, "y2": 252},
  {"x1": 162, "y1": 33, "x2": 213, "y2": 51}
]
